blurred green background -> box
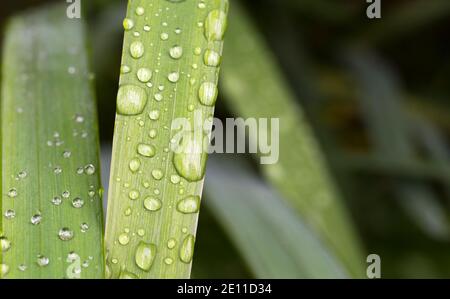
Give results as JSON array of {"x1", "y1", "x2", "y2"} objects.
[{"x1": 2, "y1": 0, "x2": 450, "y2": 278}]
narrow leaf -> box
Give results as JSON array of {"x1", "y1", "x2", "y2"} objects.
[
  {"x1": 105, "y1": 0, "x2": 229, "y2": 278},
  {"x1": 220, "y1": 3, "x2": 365, "y2": 277},
  {"x1": 1, "y1": 5, "x2": 105, "y2": 278}
]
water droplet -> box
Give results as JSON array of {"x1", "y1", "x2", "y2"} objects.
[
  {"x1": 129, "y1": 158, "x2": 141, "y2": 173},
  {"x1": 129, "y1": 190, "x2": 140, "y2": 200},
  {"x1": 72, "y1": 197, "x2": 85, "y2": 208},
  {"x1": 135, "y1": 6, "x2": 145, "y2": 16},
  {"x1": 167, "y1": 238, "x2": 177, "y2": 249},
  {"x1": 149, "y1": 129, "x2": 158, "y2": 138},
  {"x1": 168, "y1": 72, "x2": 180, "y2": 83},
  {"x1": 137, "y1": 68, "x2": 153, "y2": 83},
  {"x1": 203, "y1": 49, "x2": 221, "y2": 67},
  {"x1": 58, "y1": 228, "x2": 74, "y2": 241},
  {"x1": 148, "y1": 110, "x2": 161, "y2": 120},
  {"x1": 123, "y1": 18, "x2": 135, "y2": 30},
  {"x1": 164, "y1": 257, "x2": 174, "y2": 265},
  {"x1": 118, "y1": 233, "x2": 130, "y2": 245},
  {"x1": 144, "y1": 197, "x2": 162, "y2": 211},
  {"x1": 62, "y1": 190, "x2": 70, "y2": 198},
  {"x1": 117, "y1": 85, "x2": 148, "y2": 115},
  {"x1": 7, "y1": 188, "x2": 17, "y2": 198},
  {"x1": 198, "y1": 82, "x2": 218, "y2": 106},
  {"x1": 54, "y1": 166, "x2": 62, "y2": 174},
  {"x1": 31, "y1": 214, "x2": 42, "y2": 225},
  {"x1": 84, "y1": 164, "x2": 96, "y2": 175},
  {"x1": 120, "y1": 65, "x2": 131, "y2": 74},
  {"x1": 4, "y1": 209, "x2": 16, "y2": 219},
  {"x1": 173, "y1": 131, "x2": 207, "y2": 182},
  {"x1": 52, "y1": 196, "x2": 62, "y2": 206},
  {"x1": 18, "y1": 264, "x2": 27, "y2": 272},
  {"x1": 177, "y1": 196, "x2": 200, "y2": 214},
  {"x1": 179, "y1": 234, "x2": 195, "y2": 264},
  {"x1": 37, "y1": 255, "x2": 50, "y2": 267},
  {"x1": 137, "y1": 229, "x2": 145, "y2": 237},
  {"x1": 170, "y1": 174, "x2": 181, "y2": 184},
  {"x1": 0, "y1": 236, "x2": 11, "y2": 252},
  {"x1": 130, "y1": 41, "x2": 145, "y2": 59},
  {"x1": 137, "y1": 143, "x2": 156, "y2": 157},
  {"x1": 151, "y1": 169, "x2": 164, "y2": 180},
  {"x1": 63, "y1": 150, "x2": 72, "y2": 158},
  {"x1": 80, "y1": 223, "x2": 89, "y2": 233},
  {"x1": 135, "y1": 241, "x2": 156, "y2": 271},
  {"x1": 144, "y1": 25, "x2": 151, "y2": 32},
  {"x1": 204, "y1": 9, "x2": 227, "y2": 41},
  {"x1": 154, "y1": 93, "x2": 163, "y2": 101},
  {"x1": 160, "y1": 32, "x2": 169, "y2": 40},
  {"x1": 198, "y1": 2, "x2": 206, "y2": 9},
  {"x1": 1, "y1": 264, "x2": 9, "y2": 276},
  {"x1": 169, "y1": 45, "x2": 183, "y2": 59},
  {"x1": 74, "y1": 114, "x2": 85, "y2": 123}
]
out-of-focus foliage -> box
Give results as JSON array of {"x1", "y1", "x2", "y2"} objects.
[{"x1": 2, "y1": 0, "x2": 449, "y2": 278}]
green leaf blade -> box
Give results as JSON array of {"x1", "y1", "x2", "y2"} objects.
[
  {"x1": 1, "y1": 5, "x2": 105, "y2": 279},
  {"x1": 105, "y1": 0, "x2": 229, "y2": 278}
]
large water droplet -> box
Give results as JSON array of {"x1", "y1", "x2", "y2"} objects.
[
  {"x1": 168, "y1": 72, "x2": 180, "y2": 83},
  {"x1": 130, "y1": 41, "x2": 145, "y2": 58},
  {"x1": 173, "y1": 131, "x2": 207, "y2": 182},
  {"x1": 204, "y1": 10, "x2": 227, "y2": 41},
  {"x1": 117, "y1": 85, "x2": 148, "y2": 115},
  {"x1": 144, "y1": 197, "x2": 162, "y2": 211},
  {"x1": 179, "y1": 234, "x2": 195, "y2": 264},
  {"x1": 177, "y1": 196, "x2": 200, "y2": 214},
  {"x1": 135, "y1": 241, "x2": 157, "y2": 271},
  {"x1": 198, "y1": 82, "x2": 218, "y2": 106}
]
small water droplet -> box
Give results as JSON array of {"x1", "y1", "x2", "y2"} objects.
[
  {"x1": 31, "y1": 214, "x2": 42, "y2": 225},
  {"x1": 137, "y1": 229, "x2": 146, "y2": 237},
  {"x1": 62, "y1": 190, "x2": 71, "y2": 198},
  {"x1": 72, "y1": 197, "x2": 85, "y2": 208},
  {"x1": 118, "y1": 233, "x2": 130, "y2": 245},
  {"x1": 63, "y1": 150, "x2": 72, "y2": 158},
  {"x1": 135, "y1": 241, "x2": 156, "y2": 271},
  {"x1": 1, "y1": 264, "x2": 10, "y2": 276},
  {"x1": 37, "y1": 255, "x2": 50, "y2": 267},
  {"x1": 167, "y1": 238, "x2": 177, "y2": 249},
  {"x1": 144, "y1": 197, "x2": 162, "y2": 212},
  {"x1": 151, "y1": 169, "x2": 164, "y2": 180},
  {"x1": 119, "y1": 270, "x2": 138, "y2": 279},
  {"x1": 148, "y1": 110, "x2": 161, "y2": 120},
  {"x1": 52, "y1": 196, "x2": 62, "y2": 206},
  {"x1": 129, "y1": 158, "x2": 141, "y2": 173},
  {"x1": 168, "y1": 72, "x2": 180, "y2": 83},
  {"x1": 170, "y1": 174, "x2": 181, "y2": 184},
  {"x1": 130, "y1": 41, "x2": 145, "y2": 59},
  {"x1": 123, "y1": 18, "x2": 135, "y2": 30},
  {"x1": 149, "y1": 129, "x2": 158, "y2": 139},
  {"x1": 58, "y1": 227, "x2": 74, "y2": 241},
  {"x1": 80, "y1": 223, "x2": 89, "y2": 233},
  {"x1": 135, "y1": 6, "x2": 145, "y2": 16},
  {"x1": 164, "y1": 257, "x2": 174, "y2": 265},
  {"x1": 129, "y1": 190, "x2": 140, "y2": 200},
  {"x1": 137, "y1": 143, "x2": 156, "y2": 157},
  {"x1": 7, "y1": 188, "x2": 18, "y2": 198},
  {"x1": 120, "y1": 65, "x2": 131, "y2": 74},
  {"x1": 0, "y1": 236, "x2": 11, "y2": 252},
  {"x1": 84, "y1": 164, "x2": 96, "y2": 175},
  {"x1": 117, "y1": 85, "x2": 148, "y2": 115},
  {"x1": 137, "y1": 68, "x2": 153, "y2": 83},
  {"x1": 169, "y1": 45, "x2": 183, "y2": 59},
  {"x1": 4, "y1": 209, "x2": 16, "y2": 219},
  {"x1": 160, "y1": 32, "x2": 169, "y2": 40}
]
